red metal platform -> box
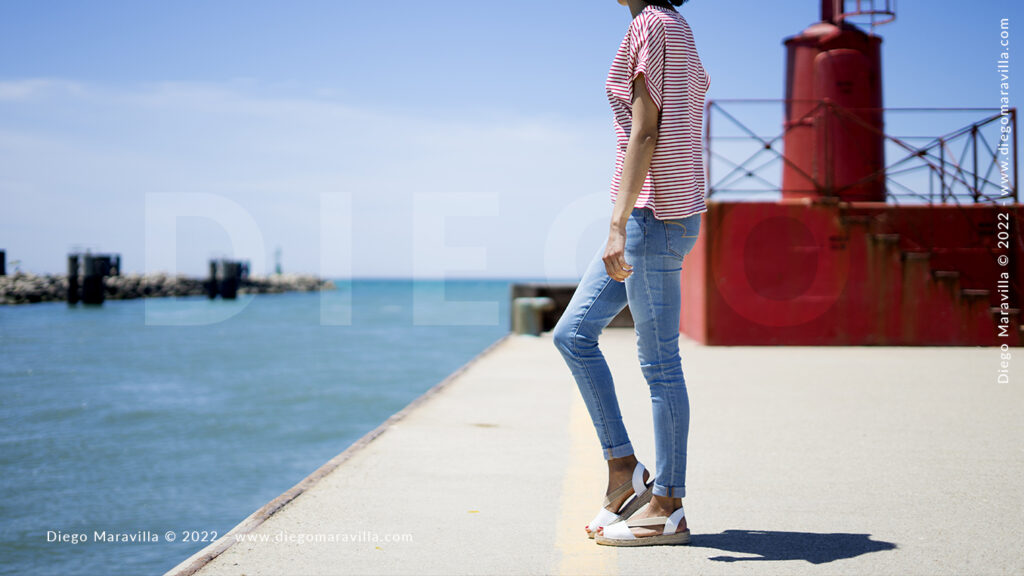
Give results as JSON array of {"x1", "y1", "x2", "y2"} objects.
[{"x1": 681, "y1": 200, "x2": 1022, "y2": 345}]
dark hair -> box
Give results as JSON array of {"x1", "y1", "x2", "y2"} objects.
[{"x1": 646, "y1": 0, "x2": 689, "y2": 7}]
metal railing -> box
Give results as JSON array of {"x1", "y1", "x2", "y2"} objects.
[
  {"x1": 836, "y1": 0, "x2": 897, "y2": 31},
  {"x1": 704, "y1": 98, "x2": 1021, "y2": 306},
  {"x1": 705, "y1": 99, "x2": 1018, "y2": 205}
]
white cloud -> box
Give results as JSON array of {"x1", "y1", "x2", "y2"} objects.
[{"x1": 0, "y1": 78, "x2": 86, "y2": 101}]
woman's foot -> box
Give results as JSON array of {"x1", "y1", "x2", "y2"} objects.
[
  {"x1": 583, "y1": 455, "x2": 652, "y2": 537},
  {"x1": 604, "y1": 455, "x2": 650, "y2": 512},
  {"x1": 597, "y1": 495, "x2": 687, "y2": 538}
]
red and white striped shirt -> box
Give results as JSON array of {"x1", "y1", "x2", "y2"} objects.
[{"x1": 606, "y1": 4, "x2": 711, "y2": 220}]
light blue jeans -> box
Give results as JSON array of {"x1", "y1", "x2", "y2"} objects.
[{"x1": 552, "y1": 207, "x2": 702, "y2": 498}]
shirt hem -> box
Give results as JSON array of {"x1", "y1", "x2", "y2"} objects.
[{"x1": 608, "y1": 196, "x2": 707, "y2": 221}]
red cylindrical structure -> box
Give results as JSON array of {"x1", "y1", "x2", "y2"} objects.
[
  {"x1": 782, "y1": 3, "x2": 885, "y2": 201},
  {"x1": 821, "y1": 0, "x2": 837, "y2": 24}
]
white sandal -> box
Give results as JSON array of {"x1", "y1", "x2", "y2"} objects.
[
  {"x1": 594, "y1": 503, "x2": 690, "y2": 546},
  {"x1": 583, "y1": 462, "x2": 653, "y2": 539}
]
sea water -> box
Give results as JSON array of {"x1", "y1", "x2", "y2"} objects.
[{"x1": 0, "y1": 279, "x2": 516, "y2": 576}]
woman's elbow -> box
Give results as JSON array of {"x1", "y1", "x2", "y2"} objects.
[{"x1": 637, "y1": 130, "x2": 659, "y2": 149}]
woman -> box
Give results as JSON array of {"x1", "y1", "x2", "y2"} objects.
[{"x1": 552, "y1": 0, "x2": 710, "y2": 547}]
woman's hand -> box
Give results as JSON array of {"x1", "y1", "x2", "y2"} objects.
[{"x1": 604, "y1": 227, "x2": 633, "y2": 282}]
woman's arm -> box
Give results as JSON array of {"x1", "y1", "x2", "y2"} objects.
[{"x1": 604, "y1": 74, "x2": 661, "y2": 282}]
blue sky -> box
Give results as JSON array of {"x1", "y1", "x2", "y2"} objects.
[{"x1": 0, "y1": 0, "x2": 1017, "y2": 278}]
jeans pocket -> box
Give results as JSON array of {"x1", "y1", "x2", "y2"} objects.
[{"x1": 663, "y1": 213, "x2": 701, "y2": 259}]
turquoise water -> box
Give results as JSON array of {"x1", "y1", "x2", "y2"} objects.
[{"x1": 0, "y1": 279, "x2": 513, "y2": 576}]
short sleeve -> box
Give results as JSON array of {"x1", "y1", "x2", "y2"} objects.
[{"x1": 627, "y1": 15, "x2": 665, "y2": 110}]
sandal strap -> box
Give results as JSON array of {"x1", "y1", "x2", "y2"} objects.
[
  {"x1": 602, "y1": 462, "x2": 647, "y2": 510},
  {"x1": 602, "y1": 480, "x2": 633, "y2": 509},
  {"x1": 631, "y1": 462, "x2": 648, "y2": 500},
  {"x1": 625, "y1": 504, "x2": 686, "y2": 533},
  {"x1": 587, "y1": 507, "x2": 622, "y2": 532},
  {"x1": 626, "y1": 516, "x2": 670, "y2": 528},
  {"x1": 665, "y1": 505, "x2": 686, "y2": 535}
]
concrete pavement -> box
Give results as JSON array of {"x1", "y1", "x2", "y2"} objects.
[{"x1": 165, "y1": 329, "x2": 1024, "y2": 576}]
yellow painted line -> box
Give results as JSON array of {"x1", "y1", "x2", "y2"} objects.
[{"x1": 554, "y1": 391, "x2": 618, "y2": 575}]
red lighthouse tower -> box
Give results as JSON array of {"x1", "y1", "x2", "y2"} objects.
[
  {"x1": 679, "y1": 0, "x2": 1022, "y2": 346},
  {"x1": 782, "y1": 0, "x2": 886, "y2": 201}
]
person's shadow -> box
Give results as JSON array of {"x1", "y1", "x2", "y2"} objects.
[{"x1": 687, "y1": 530, "x2": 897, "y2": 564}]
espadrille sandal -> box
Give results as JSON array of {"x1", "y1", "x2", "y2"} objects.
[
  {"x1": 594, "y1": 504, "x2": 689, "y2": 547},
  {"x1": 583, "y1": 462, "x2": 653, "y2": 539}
]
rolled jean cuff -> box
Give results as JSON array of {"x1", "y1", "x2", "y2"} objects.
[
  {"x1": 653, "y1": 483, "x2": 686, "y2": 498},
  {"x1": 602, "y1": 442, "x2": 634, "y2": 460}
]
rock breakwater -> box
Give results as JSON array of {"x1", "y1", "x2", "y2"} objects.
[{"x1": 0, "y1": 272, "x2": 335, "y2": 305}]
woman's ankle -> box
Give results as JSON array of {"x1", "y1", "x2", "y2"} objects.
[
  {"x1": 607, "y1": 454, "x2": 638, "y2": 474},
  {"x1": 649, "y1": 495, "x2": 682, "y2": 514}
]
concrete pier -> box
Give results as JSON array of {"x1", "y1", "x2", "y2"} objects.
[
  {"x1": 208, "y1": 258, "x2": 249, "y2": 300},
  {"x1": 65, "y1": 252, "x2": 120, "y2": 305},
  {"x1": 165, "y1": 330, "x2": 1022, "y2": 576},
  {"x1": 510, "y1": 283, "x2": 632, "y2": 331}
]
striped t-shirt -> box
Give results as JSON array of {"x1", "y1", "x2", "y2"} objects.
[{"x1": 606, "y1": 4, "x2": 711, "y2": 220}]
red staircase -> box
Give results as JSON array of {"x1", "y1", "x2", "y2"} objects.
[{"x1": 679, "y1": 200, "x2": 1023, "y2": 346}]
